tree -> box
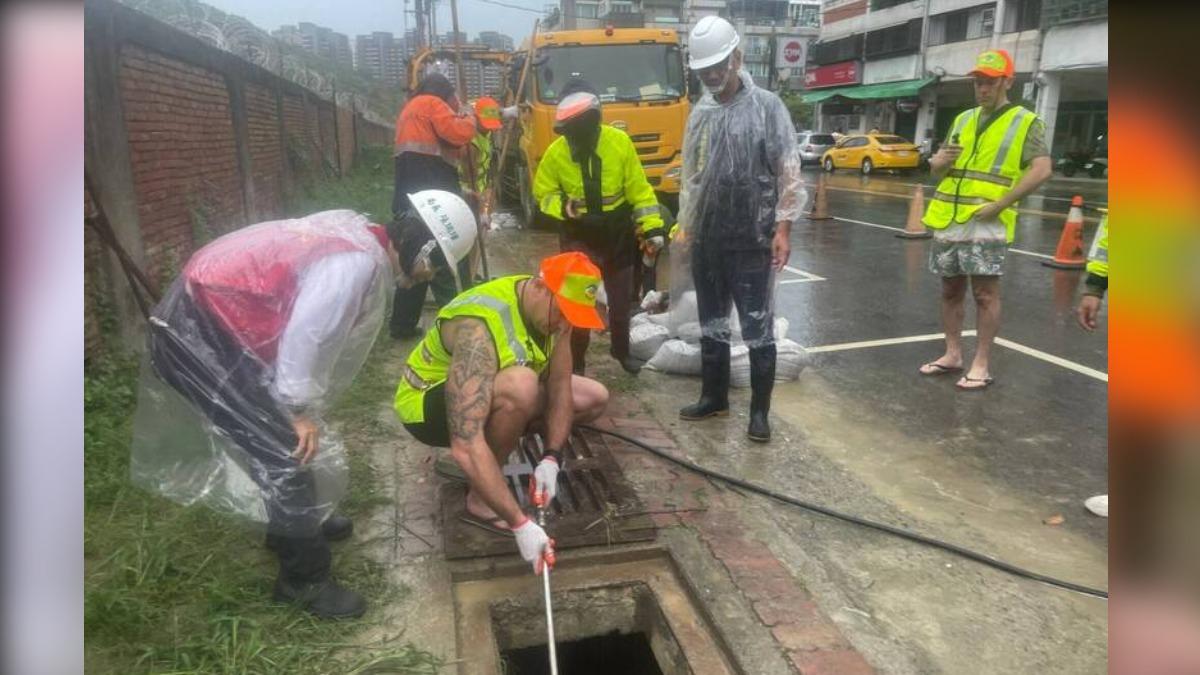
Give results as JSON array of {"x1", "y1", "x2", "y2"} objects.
[{"x1": 780, "y1": 92, "x2": 815, "y2": 131}]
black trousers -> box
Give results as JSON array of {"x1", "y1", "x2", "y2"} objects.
[
  {"x1": 390, "y1": 259, "x2": 471, "y2": 336},
  {"x1": 692, "y1": 245, "x2": 777, "y2": 404},
  {"x1": 148, "y1": 293, "x2": 331, "y2": 584},
  {"x1": 560, "y1": 235, "x2": 635, "y2": 373}
]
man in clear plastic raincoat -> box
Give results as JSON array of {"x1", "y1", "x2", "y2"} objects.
[
  {"x1": 131, "y1": 204, "x2": 475, "y2": 618},
  {"x1": 675, "y1": 16, "x2": 805, "y2": 443}
]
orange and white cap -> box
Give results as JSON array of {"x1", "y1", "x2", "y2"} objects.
[
  {"x1": 474, "y1": 96, "x2": 503, "y2": 131},
  {"x1": 539, "y1": 251, "x2": 605, "y2": 329},
  {"x1": 553, "y1": 92, "x2": 601, "y2": 132},
  {"x1": 968, "y1": 49, "x2": 1014, "y2": 78}
]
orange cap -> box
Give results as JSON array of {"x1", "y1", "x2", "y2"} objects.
[
  {"x1": 474, "y1": 96, "x2": 502, "y2": 131},
  {"x1": 968, "y1": 49, "x2": 1014, "y2": 78},
  {"x1": 539, "y1": 251, "x2": 605, "y2": 329}
]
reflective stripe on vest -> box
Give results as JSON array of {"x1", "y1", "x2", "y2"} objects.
[
  {"x1": 393, "y1": 276, "x2": 552, "y2": 424},
  {"x1": 532, "y1": 125, "x2": 663, "y2": 234},
  {"x1": 443, "y1": 293, "x2": 529, "y2": 365},
  {"x1": 922, "y1": 105, "x2": 1038, "y2": 243}
]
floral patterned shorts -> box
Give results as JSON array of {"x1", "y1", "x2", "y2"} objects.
[{"x1": 928, "y1": 220, "x2": 1007, "y2": 277}]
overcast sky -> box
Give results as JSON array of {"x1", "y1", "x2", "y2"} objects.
[{"x1": 203, "y1": 0, "x2": 545, "y2": 46}]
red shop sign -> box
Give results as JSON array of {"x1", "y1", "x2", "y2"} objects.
[{"x1": 805, "y1": 61, "x2": 860, "y2": 89}]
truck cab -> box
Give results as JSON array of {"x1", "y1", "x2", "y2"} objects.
[{"x1": 504, "y1": 28, "x2": 688, "y2": 226}]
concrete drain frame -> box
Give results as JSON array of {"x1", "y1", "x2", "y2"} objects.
[{"x1": 452, "y1": 547, "x2": 738, "y2": 674}]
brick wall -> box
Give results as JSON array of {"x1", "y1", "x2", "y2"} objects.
[
  {"x1": 245, "y1": 83, "x2": 283, "y2": 219},
  {"x1": 337, "y1": 106, "x2": 356, "y2": 174},
  {"x1": 119, "y1": 44, "x2": 244, "y2": 279},
  {"x1": 318, "y1": 103, "x2": 337, "y2": 171},
  {"x1": 304, "y1": 98, "x2": 322, "y2": 169},
  {"x1": 84, "y1": 0, "x2": 393, "y2": 357}
]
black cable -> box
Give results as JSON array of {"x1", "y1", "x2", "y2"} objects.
[{"x1": 581, "y1": 424, "x2": 1109, "y2": 600}]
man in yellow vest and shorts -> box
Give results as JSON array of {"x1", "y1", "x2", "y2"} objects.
[
  {"x1": 918, "y1": 49, "x2": 1053, "y2": 390},
  {"x1": 393, "y1": 251, "x2": 610, "y2": 574}
]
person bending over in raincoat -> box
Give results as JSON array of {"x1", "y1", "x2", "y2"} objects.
[{"x1": 131, "y1": 200, "x2": 476, "y2": 619}]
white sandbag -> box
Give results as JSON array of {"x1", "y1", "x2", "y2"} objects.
[
  {"x1": 676, "y1": 321, "x2": 703, "y2": 344},
  {"x1": 774, "y1": 317, "x2": 790, "y2": 341},
  {"x1": 630, "y1": 321, "x2": 670, "y2": 361},
  {"x1": 644, "y1": 311, "x2": 672, "y2": 328},
  {"x1": 776, "y1": 339, "x2": 811, "y2": 382},
  {"x1": 645, "y1": 339, "x2": 702, "y2": 375},
  {"x1": 729, "y1": 339, "x2": 810, "y2": 387},
  {"x1": 640, "y1": 290, "x2": 667, "y2": 313}
]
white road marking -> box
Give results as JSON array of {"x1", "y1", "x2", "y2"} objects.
[
  {"x1": 832, "y1": 216, "x2": 905, "y2": 233},
  {"x1": 831, "y1": 216, "x2": 1058, "y2": 260},
  {"x1": 780, "y1": 278, "x2": 823, "y2": 285},
  {"x1": 806, "y1": 331, "x2": 976, "y2": 353},
  {"x1": 782, "y1": 265, "x2": 826, "y2": 281},
  {"x1": 993, "y1": 337, "x2": 1108, "y2": 382},
  {"x1": 805, "y1": 331, "x2": 1108, "y2": 382}
]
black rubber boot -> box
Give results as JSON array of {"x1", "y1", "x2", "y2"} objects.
[
  {"x1": 273, "y1": 577, "x2": 366, "y2": 619},
  {"x1": 619, "y1": 356, "x2": 643, "y2": 375},
  {"x1": 747, "y1": 345, "x2": 776, "y2": 442},
  {"x1": 680, "y1": 338, "x2": 730, "y2": 420},
  {"x1": 321, "y1": 514, "x2": 353, "y2": 542}
]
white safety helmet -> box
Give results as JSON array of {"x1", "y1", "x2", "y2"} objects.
[
  {"x1": 406, "y1": 189, "x2": 478, "y2": 292},
  {"x1": 688, "y1": 16, "x2": 740, "y2": 70}
]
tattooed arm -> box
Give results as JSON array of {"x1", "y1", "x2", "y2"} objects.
[{"x1": 443, "y1": 316, "x2": 525, "y2": 527}]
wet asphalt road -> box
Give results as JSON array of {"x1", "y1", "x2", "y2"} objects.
[{"x1": 775, "y1": 169, "x2": 1109, "y2": 544}]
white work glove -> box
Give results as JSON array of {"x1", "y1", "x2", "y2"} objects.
[
  {"x1": 513, "y1": 517, "x2": 556, "y2": 574},
  {"x1": 501, "y1": 105, "x2": 519, "y2": 120},
  {"x1": 643, "y1": 235, "x2": 665, "y2": 255},
  {"x1": 533, "y1": 456, "x2": 561, "y2": 503}
]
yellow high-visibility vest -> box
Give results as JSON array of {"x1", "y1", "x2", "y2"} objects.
[
  {"x1": 393, "y1": 276, "x2": 553, "y2": 424},
  {"x1": 923, "y1": 105, "x2": 1039, "y2": 243},
  {"x1": 534, "y1": 125, "x2": 665, "y2": 236}
]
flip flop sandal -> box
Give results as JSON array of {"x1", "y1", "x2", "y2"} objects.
[
  {"x1": 919, "y1": 362, "x2": 963, "y2": 376},
  {"x1": 459, "y1": 513, "x2": 516, "y2": 538},
  {"x1": 955, "y1": 375, "x2": 995, "y2": 390}
]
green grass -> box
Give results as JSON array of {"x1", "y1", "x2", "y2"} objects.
[
  {"x1": 284, "y1": 145, "x2": 395, "y2": 223},
  {"x1": 85, "y1": 151, "x2": 442, "y2": 674}
]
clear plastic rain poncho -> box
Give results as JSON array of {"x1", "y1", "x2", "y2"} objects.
[
  {"x1": 130, "y1": 210, "x2": 391, "y2": 533},
  {"x1": 638, "y1": 71, "x2": 810, "y2": 380},
  {"x1": 670, "y1": 69, "x2": 806, "y2": 346}
]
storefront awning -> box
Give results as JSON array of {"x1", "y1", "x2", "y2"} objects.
[{"x1": 802, "y1": 77, "x2": 935, "y2": 104}]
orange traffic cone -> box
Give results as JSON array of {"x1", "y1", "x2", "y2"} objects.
[
  {"x1": 1043, "y1": 195, "x2": 1086, "y2": 269},
  {"x1": 807, "y1": 174, "x2": 832, "y2": 221},
  {"x1": 895, "y1": 183, "x2": 932, "y2": 239}
]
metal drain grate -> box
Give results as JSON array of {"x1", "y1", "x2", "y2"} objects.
[{"x1": 441, "y1": 428, "x2": 656, "y2": 559}]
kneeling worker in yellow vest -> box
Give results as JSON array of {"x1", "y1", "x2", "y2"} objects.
[
  {"x1": 393, "y1": 251, "x2": 611, "y2": 574},
  {"x1": 918, "y1": 49, "x2": 1053, "y2": 390}
]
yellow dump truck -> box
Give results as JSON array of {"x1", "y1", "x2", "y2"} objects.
[{"x1": 502, "y1": 27, "x2": 689, "y2": 226}]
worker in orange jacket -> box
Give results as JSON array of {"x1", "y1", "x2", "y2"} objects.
[{"x1": 390, "y1": 72, "x2": 479, "y2": 339}]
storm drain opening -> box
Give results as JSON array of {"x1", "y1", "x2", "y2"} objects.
[
  {"x1": 452, "y1": 550, "x2": 736, "y2": 675},
  {"x1": 493, "y1": 582, "x2": 679, "y2": 675},
  {"x1": 502, "y1": 631, "x2": 662, "y2": 675}
]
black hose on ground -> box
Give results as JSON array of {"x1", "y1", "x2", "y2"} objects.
[{"x1": 580, "y1": 424, "x2": 1109, "y2": 600}]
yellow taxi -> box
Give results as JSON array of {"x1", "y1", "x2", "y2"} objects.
[{"x1": 821, "y1": 133, "x2": 921, "y2": 175}]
